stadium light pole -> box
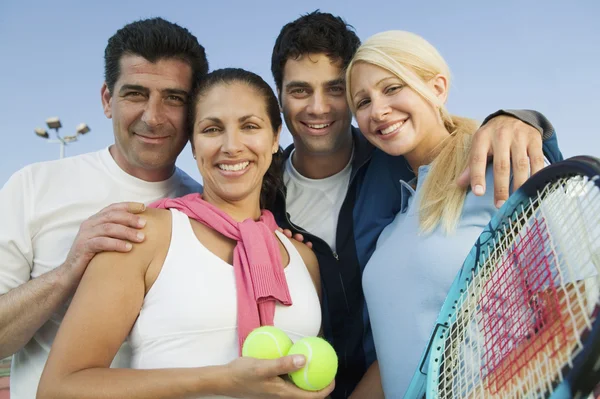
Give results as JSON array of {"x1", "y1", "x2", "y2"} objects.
[{"x1": 34, "y1": 117, "x2": 91, "y2": 159}]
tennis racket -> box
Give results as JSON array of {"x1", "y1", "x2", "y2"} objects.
[{"x1": 405, "y1": 155, "x2": 600, "y2": 399}]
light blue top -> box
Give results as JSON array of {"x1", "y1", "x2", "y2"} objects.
[{"x1": 362, "y1": 164, "x2": 498, "y2": 398}]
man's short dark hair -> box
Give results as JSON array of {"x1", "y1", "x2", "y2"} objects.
[
  {"x1": 271, "y1": 10, "x2": 361, "y2": 92},
  {"x1": 104, "y1": 17, "x2": 209, "y2": 93}
]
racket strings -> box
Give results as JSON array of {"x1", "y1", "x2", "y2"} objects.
[
  {"x1": 436, "y1": 176, "x2": 600, "y2": 398},
  {"x1": 481, "y1": 217, "x2": 564, "y2": 393}
]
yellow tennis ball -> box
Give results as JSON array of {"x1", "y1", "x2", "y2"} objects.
[
  {"x1": 242, "y1": 326, "x2": 293, "y2": 359},
  {"x1": 288, "y1": 336, "x2": 338, "y2": 391}
]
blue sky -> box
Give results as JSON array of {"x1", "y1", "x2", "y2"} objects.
[{"x1": 1, "y1": 0, "x2": 598, "y2": 186}]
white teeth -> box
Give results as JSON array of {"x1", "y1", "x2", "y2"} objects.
[
  {"x1": 380, "y1": 121, "x2": 404, "y2": 135},
  {"x1": 307, "y1": 123, "x2": 330, "y2": 129},
  {"x1": 218, "y1": 161, "x2": 249, "y2": 171}
]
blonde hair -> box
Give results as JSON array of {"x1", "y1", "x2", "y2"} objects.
[{"x1": 346, "y1": 31, "x2": 480, "y2": 234}]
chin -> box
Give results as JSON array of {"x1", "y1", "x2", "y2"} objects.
[
  {"x1": 371, "y1": 134, "x2": 414, "y2": 156},
  {"x1": 383, "y1": 146, "x2": 409, "y2": 157},
  {"x1": 215, "y1": 186, "x2": 259, "y2": 202}
]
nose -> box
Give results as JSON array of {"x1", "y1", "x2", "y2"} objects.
[
  {"x1": 370, "y1": 96, "x2": 390, "y2": 122},
  {"x1": 141, "y1": 96, "x2": 166, "y2": 127},
  {"x1": 306, "y1": 91, "x2": 331, "y2": 116},
  {"x1": 221, "y1": 129, "x2": 244, "y2": 155}
]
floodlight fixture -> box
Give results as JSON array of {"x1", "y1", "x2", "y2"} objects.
[
  {"x1": 46, "y1": 117, "x2": 62, "y2": 130},
  {"x1": 76, "y1": 123, "x2": 90, "y2": 135},
  {"x1": 34, "y1": 127, "x2": 49, "y2": 138}
]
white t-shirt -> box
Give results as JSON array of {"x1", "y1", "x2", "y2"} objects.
[
  {"x1": 283, "y1": 149, "x2": 352, "y2": 251},
  {"x1": 0, "y1": 147, "x2": 202, "y2": 399}
]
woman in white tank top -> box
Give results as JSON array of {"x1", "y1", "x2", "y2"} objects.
[{"x1": 38, "y1": 69, "x2": 330, "y2": 399}]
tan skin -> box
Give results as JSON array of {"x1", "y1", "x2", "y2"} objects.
[
  {"x1": 350, "y1": 63, "x2": 451, "y2": 174},
  {"x1": 101, "y1": 55, "x2": 192, "y2": 182},
  {"x1": 279, "y1": 53, "x2": 354, "y2": 180},
  {"x1": 37, "y1": 82, "x2": 332, "y2": 399}
]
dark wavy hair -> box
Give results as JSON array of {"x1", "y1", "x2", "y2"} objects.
[
  {"x1": 271, "y1": 10, "x2": 361, "y2": 92},
  {"x1": 188, "y1": 68, "x2": 284, "y2": 210},
  {"x1": 104, "y1": 17, "x2": 209, "y2": 93}
]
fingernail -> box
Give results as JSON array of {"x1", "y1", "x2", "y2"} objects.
[
  {"x1": 496, "y1": 200, "x2": 505, "y2": 208},
  {"x1": 292, "y1": 355, "x2": 306, "y2": 367},
  {"x1": 138, "y1": 218, "x2": 146, "y2": 228},
  {"x1": 137, "y1": 232, "x2": 145, "y2": 241},
  {"x1": 125, "y1": 243, "x2": 133, "y2": 251},
  {"x1": 474, "y1": 185, "x2": 484, "y2": 195}
]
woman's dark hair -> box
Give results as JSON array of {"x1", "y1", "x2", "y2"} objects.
[{"x1": 189, "y1": 68, "x2": 284, "y2": 211}]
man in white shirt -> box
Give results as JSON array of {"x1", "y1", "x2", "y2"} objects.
[{"x1": 0, "y1": 17, "x2": 210, "y2": 398}]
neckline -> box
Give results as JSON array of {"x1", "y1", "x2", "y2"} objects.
[
  {"x1": 285, "y1": 147, "x2": 354, "y2": 186},
  {"x1": 99, "y1": 146, "x2": 182, "y2": 195},
  {"x1": 183, "y1": 211, "x2": 296, "y2": 273}
]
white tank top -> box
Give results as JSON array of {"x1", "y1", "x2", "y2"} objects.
[{"x1": 129, "y1": 209, "x2": 322, "y2": 374}]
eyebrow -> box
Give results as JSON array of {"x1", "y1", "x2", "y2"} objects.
[
  {"x1": 164, "y1": 88, "x2": 190, "y2": 98},
  {"x1": 285, "y1": 81, "x2": 311, "y2": 90},
  {"x1": 198, "y1": 114, "x2": 265, "y2": 125},
  {"x1": 118, "y1": 84, "x2": 189, "y2": 98},
  {"x1": 352, "y1": 77, "x2": 398, "y2": 100},
  {"x1": 119, "y1": 84, "x2": 148, "y2": 95},
  {"x1": 325, "y1": 78, "x2": 345, "y2": 87},
  {"x1": 239, "y1": 114, "x2": 265, "y2": 123},
  {"x1": 285, "y1": 78, "x2": 345, "y2": 90}
]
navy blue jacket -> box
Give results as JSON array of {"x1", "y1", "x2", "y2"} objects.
[{"x1": 273, "y1": 110, "x2": 563, "y2": 398}]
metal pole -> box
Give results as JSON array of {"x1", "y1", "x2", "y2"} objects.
[{"x1": 53, "y1": 127, "x2": 66, "y2": 159}]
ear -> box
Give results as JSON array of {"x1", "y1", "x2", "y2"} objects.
[
  {"x1": 277, "y1": 88, "x2": 283, "y2": 111},
  {"x1": 189, "y1": 136, "x2": 196, "y2": 159},
  {"x1": 101, "y1": 83, "x2": 113, "y2": 118},
  {"x1": 429, "y1": 74, "x2": 449, "y2": 104},
  {"x1": 272, "y1": 125, "x2": 282, "y2": 154}
]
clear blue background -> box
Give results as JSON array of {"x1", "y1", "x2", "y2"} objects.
[{"x1": 1, "y1": 0, "x2": 598, "y2": 186}]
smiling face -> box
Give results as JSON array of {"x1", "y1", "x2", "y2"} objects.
[
  {"x1": 101, "y1": 54, "x2": 192, "y2": 181},
  {"x1": 279, "y1": 53, "x2": 353, "y2": 157},
  {"x1": 349, "y1": 62, "x2": 449, "y2": 160},
  {"x1": 192, "y1": 82, "x2": 281, "y2": 207}
]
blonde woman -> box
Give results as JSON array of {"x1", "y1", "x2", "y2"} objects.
[{"x1": 345, "y1": 31, "x2": 553, "y2": 397}]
